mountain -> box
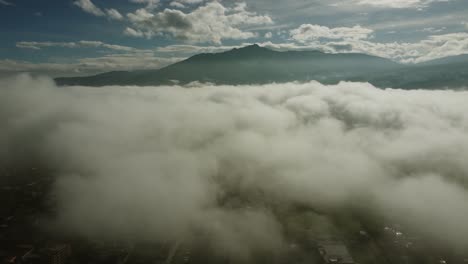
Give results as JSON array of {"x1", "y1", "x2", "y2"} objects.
[
  {"x1": 54, "y1": 44, "x2": 399, "y2": 86},
  {"x1": 55, "y1": 44, "x2": 468, "y2": 89}
]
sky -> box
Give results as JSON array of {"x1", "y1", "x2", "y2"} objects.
[{"x1": 0, "y1": 0, "x2": 467, "y2": 77}]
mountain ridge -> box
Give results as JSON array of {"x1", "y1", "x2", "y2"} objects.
[{"x1": 55, "y1": 44, "x2": 468, "y2": 89}]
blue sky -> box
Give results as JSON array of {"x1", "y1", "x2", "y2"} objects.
[{"x1": 0, "y1": 0, "x2": 467, "y2": 76}]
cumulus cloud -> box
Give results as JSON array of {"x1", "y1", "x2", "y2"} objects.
[
  {"x1": 126, "y1": 2, "x2": 273, "y2": 44},
  {"x1": 289, "y1": 25, "x2": 468, "y2": 63},
  {"x1": 1, "y1": 75, "x2": 468, "y2": 258}
]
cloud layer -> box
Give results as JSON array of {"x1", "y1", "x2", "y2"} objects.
[{"x1": 1, "y1": 76, "x2": 468, "y2": 257}]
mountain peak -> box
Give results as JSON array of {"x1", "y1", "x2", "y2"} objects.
[
  {"x1": 232, "y1": 44, "x2": 266, "y2": 52},
  {"x1": 244, "y1": 44, "x2": 261, "y2": 49}
]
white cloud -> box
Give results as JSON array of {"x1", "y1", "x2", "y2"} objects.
[
  {"x1": 290, "y1": 24, "x2": 373, "y2": 42},
  {"x1": 169, "y1": 1, "x2": 186, "y2": 8},
  {"x1": 74, "y1": 53, "x2": 183, "y2": 72},
  {"x1": 0, "y1": 54, "x2": 183, "y2": 77},
  {"x1": 264, "y1": 32, "x2": 273, "y2": 39},
  {"x1": 106, "y1": 8, "x2": 124, "y2": 20},
  {"x1": 130, "y1": 0, "x2": 159, "y2": 9},
  {"x1": 126, "y1": 2, "x2": 273, "y2": 44},
  {"x1": 420, "y1": 27, "x2": 447, "y2": 33},
  {"x1": 344, "y1": 32, "x2": 468, "y2": 63},
  {"x1": 16, "y1": 40, "x2": 149, "y2": 53},
  {"x1": 2, "y1": 77, "x2": 468, "y2": 256},
  {"x1": 0, "y1": 0, "x2": 13, "y2": 6},
  {"x1": 169, "y1": 0, "x2": 204, "y2": 6},
  {"x1": 156, "y1": 44, "x2": 247, "y2": 54},
  {"x1": 73, "y1": 0, "x2": 124, "y2": 20},
  {"x1": 178, "y1": 0, "x2": 204, "y2": 4},
  {"x1": 9, "y1": 40, "x2": 185, "y2": 76},
  {"x1": 353, "y1": 0, "x2": 448, "y2": 9},
  {"x1": 123, "y1": 27, "x2": 146, "y2": 38},
  {"x1": 370, "y1": 11, "x2": 466, "y2": 31},
  {"x1": 73, "y1": 0, "x2": 105, "y2": 16},
  {"x1": 289, "y1": 24, "x2": 468, "y2": 63}
]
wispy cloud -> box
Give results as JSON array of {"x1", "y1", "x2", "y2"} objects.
[
  {"x1": 73, "y1": 0, "x2": 125, "y2": 20},
  {"x1": 0, "y1": 54, "x2": 183, "y2": 77},
  {"x1": 353, "y1": 0, "x2": 449, "y2": 9},
  {"x1": 156, "y1": 44, "x2": 245, "y2": 54},
  {"x1": 130, "y1": 0, "x2": 160, "y2": 10},
  {"x1": 73, "y1": 0, "x2": 104, "y2": 16},
  {"x1": 290, "y1": 24, "x2": 373, "y2": 42},
  {"x1": 10, "y1": 40, "x2": 186, "y2": 76},
  {"x1": 16, "y1": 40, "x2": 147, "y2": 53},
  {"x1": 370, "y1": 10, "x2": 467, "y2": 30},
  {"x1": 105, "y1": 8, "x2": 124, "y2": 20},
  {"x1": 0, "y1": 0, "x2": 14, "y2": 6}
]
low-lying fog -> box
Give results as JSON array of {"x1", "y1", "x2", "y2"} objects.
[{"x1": 1, "y1": 75, "x2": 468, "y2": 257}]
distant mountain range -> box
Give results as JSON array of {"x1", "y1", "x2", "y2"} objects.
[{"x1": 55, "y1": 44, "x2": 468, "y2": 89}]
